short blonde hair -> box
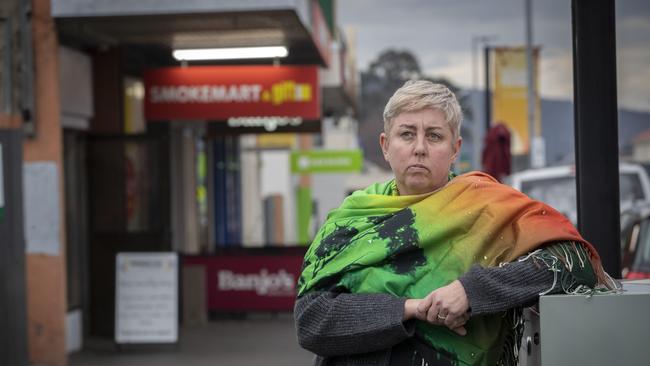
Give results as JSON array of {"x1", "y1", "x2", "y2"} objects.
[{"x1": 383, "y1": 80, "x2": 463, "y2": 140}]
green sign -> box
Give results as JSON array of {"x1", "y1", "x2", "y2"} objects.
[
  {"x1": 291, "y1": 150, "x2": 363, "y2": 174},
  {"x1": 296, "y1": 186, "x2": 312, "y2": 245},
  {"x1": 0, "y1": 143, "x2": 4, "y2": 222}
]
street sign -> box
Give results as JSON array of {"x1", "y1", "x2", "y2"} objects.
[
  {"x1": 0, "y1": 143, "x2": 4, "y2": 222},
  {"x1": 207, "y1": 117, "x2": 321, "y2": 135},
  {"x1": 290, "y1": 150, "x2": 363, "y2": 174},
  {"x1": 115, "y1": 252, "x2": 178, "y2": 344}
]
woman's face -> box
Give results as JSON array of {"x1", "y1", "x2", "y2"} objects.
[{"x1": 380, "y1": 108, "x2": 462, "y2": 195}]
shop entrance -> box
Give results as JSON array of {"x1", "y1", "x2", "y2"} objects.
[{"x1": 86, "y1": 127, "x2": 171, "y2": 337}]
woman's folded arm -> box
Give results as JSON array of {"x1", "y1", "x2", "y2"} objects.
[
  {"x1": 294, "y1": 291, "x2": 415, "y2": 357},
  {"x1": 458, "y1": 241, "x2": 597, "y2": 316}
]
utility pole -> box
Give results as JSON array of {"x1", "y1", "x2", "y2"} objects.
[
  {"x1": 0, "y1": 0, "x2": 29, "y2": 364},
  {"x1": 471, "y1": 35, "x2": 496, "y2": 171},
  {"x1": 484, "y1": 46, "x2": 491, "y2": 133},
  {"x1": 525, "y1": 0, "x2": 544, "y2": 169},
  {"x1": 572, "y1": 0, "x2": 621, "y2": 277}
]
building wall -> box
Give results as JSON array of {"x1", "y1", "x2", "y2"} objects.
[
  {"x1": 240, "y1": 135, "x2": 265, "y2": 247},
  {"x1": 260, "y1": 150, "x2": 295, "y2": 244},
  {"x1": 633, "y1": 141, "x2": 650, "y2": 163},
  {"x1": 170, "y1": 124, "x2": 201, "y2": 254},
  {"x1": 311, "y1": 116, "x2": 366, "y2": 233},
  {"x1": 59, "y1": 46, "x2": 93, "y2": 129},
  {"x1": 23, "y1": 0, "x2": 67, "y2": 364}
]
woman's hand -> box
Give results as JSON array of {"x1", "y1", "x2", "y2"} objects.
[{"x1": 415, "y1": 280, "x2": 470, "y2": 336}]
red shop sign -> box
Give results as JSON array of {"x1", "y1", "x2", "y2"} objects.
[
  {"x1": 183, "y1": 255, "x2": 304, "y2": 311},
  {"x1": 144, "y1": 66, "x2": 320, "y2": 121}
]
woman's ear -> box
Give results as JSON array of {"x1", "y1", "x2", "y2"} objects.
[
  {"x1": 380, "y1": 132, "x2": 389, "y2": 160},
  {"x1": 452, "y1": 137, "x2": 463, "y2": 161}
]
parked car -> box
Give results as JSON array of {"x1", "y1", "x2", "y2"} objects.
[
  {"x1": 505, "y1": 163, "x2": 650, "y2": 225},
  {"x1": 620, "y1": 202, "x2": 650, "y2": 279}
]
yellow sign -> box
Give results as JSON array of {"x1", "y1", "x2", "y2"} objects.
[
  {"x1": 257, "y1": 133, "x2": 297, "y2": 148},
  {"x1": 492, "y1": 47, "x2": 541, "y2": 154},
  {"x1": 261, "y1": 80, "x2": 313, "y2": 105}
]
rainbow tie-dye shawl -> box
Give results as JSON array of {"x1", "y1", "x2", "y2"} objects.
[{"x1": 297, "y1": 171, "x2": 607, "y2": 365}]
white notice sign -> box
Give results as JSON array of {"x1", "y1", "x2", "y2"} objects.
[
  {"x1": 24, "y1": 162, "x2": 60, "y2": 255},
  {"x1": 115, "y1": 252, "x2": 178, "y2": 343}
]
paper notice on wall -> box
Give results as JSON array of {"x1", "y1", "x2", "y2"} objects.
[
  {"x1": 24, "y1": 162, "x2": 61, "y2": 255},
  {"x1": 115, "y1": 252, "x2": 178, "y2": 344}
]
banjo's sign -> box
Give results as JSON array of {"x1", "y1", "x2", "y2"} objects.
[{"x1": 144, "y1": 66, "x2": 320, "y2": 123}]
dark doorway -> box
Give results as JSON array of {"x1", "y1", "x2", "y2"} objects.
[
  {"x1": 0, "y1": 131, "x2": 28, "y2": 365},
  {"x1": 63, "y1": 129, "x2": 90, "y2": 345},
  {"x1": 87, "y1": 126, "x2": 171, "y2": 337}
]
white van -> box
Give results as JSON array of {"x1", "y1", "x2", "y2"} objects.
[{"x1": 505, "y1": 163, "x2": 650, "y2": 225}]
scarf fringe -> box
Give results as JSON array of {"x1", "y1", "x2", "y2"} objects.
[
  {"x1": 496, "y1": 308, "x2": 524, "y2": 366},
  {"x1": 519, "y1": 241, "x2": 622, "y2": 296},
  {"x1": 495, "y1": 242, "x2": 622, "y2": 365}
]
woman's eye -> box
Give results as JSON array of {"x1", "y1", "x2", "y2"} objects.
[
  {"x1": 400, "y1": 131, "x2": 414, "y2": 138},
  {"x1": 428, "y1": 133, "x2": 441, "y2": 141}
]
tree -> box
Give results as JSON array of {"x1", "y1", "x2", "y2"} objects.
[
  {"x1": 369, "y1": 49, "x2": 421, "y2": 84},
  {"x1": 359, "y1": 48, "x2": 472, "y2": 170}
]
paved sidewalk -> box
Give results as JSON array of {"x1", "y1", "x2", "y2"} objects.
[{"x1": 69, "y1": 314, "x2": 314, "y2": 366}]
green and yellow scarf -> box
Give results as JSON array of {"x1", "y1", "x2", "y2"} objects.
[{"x1": 297, "y1": 172, "x2": 606, "y2": 365}]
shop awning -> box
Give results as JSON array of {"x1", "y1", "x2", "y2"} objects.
[{"x1": 53, "y1": 1, "x2": 330, "y2": 67}]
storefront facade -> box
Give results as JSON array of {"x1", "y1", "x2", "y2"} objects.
[
  {"x1": 40, "y1": 0, "x2": 357, "y2": 363},
  {"x1": 2, "y1": 0, "x2": 359, "y2": 364}
]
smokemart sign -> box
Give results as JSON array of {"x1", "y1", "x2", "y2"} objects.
[
  {"x1": 291, "y1": 150, "x2": 363, "y2": 174},
  {"x1": 144, "y1": 65, "x2": 320, "y2": 121}
]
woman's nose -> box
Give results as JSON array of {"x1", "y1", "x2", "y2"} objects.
[{"x1": 413, "y1": 136, "x2": 427, "y2": 156}]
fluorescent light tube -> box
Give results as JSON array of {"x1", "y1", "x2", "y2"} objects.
[{"x1": 173, "y1": 46, "x2": 289, "y2": 61}]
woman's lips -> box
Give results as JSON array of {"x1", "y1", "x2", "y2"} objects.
[{"x1": 407, "y1": 164, "x2": 430, "y2": 172}]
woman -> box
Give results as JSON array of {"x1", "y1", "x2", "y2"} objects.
[{"x1": 294, "y1": 80, "x2": 614, "y2": 366}]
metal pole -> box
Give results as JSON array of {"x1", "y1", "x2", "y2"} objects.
[
  {"x1": 3, "y1": 17, "x2": 11, "y2": 114},
  {"x1": 471, "y1": 37, "x2": 479, "y2": 170},
  {"x1": 484, "y1": 46, "x2": 491, "y2": 132},
  {"x1": 472, "y1": 36, "x2": 496, "y2": 171},
  {"x1": 571, "y1": 0, "x2": 621, "y2": 277},
  {"x1": 471, "y1": 37, "x2": 478, "y2": 92}
]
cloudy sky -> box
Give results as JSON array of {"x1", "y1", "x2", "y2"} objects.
[{"x1": 338, "y1": 0, "x2": 650, "y2": 112}]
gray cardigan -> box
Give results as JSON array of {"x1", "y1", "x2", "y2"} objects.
[{"x1": 294, "y1": 256, "x2": 559, "y2": 366}]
